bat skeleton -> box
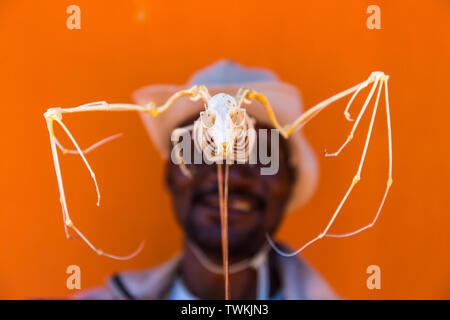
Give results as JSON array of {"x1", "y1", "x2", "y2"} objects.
[{"x1": 44, "y1": 71, "x2": 392, "y2": 299}]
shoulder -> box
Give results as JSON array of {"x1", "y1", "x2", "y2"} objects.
[
  {"x1": 73, "y1": 254, "x2": 181, "y2": 300},
  {"x1": 274, "y1": 242, "x2": 340, "y2": 300}
]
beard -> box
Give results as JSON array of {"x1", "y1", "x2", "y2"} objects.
[{"x1": 183, "y1": 207, "x2": 267, "y2": 264}]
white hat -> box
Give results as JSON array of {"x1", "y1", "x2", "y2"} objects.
[{"x1": 132, "y1": 60, "x2": 319, "y2": 212}]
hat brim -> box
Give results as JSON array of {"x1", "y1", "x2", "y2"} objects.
[{"x1": 132, "y1": 81, "x2": 319, "y2": 212}]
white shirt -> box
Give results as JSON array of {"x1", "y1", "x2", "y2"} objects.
[{"x1": 169, "y1": 276, "x2": 283, "y2": 300}]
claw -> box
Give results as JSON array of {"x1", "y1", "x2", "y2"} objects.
[{"x1": 344, "y1": 111, "x2": 354, "y2": 122}]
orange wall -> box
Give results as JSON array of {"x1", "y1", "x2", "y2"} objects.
[{"x1": 0, "y1": 0, "x2": 449, "y2": 299}]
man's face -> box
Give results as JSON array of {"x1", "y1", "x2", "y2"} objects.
[{"x1": 165, "y1": 120, "x2": 297, "y2": 262}]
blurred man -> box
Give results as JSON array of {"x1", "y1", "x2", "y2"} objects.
[{"x1": 76, "y1": 60, "x2": 337, "y2": 300}]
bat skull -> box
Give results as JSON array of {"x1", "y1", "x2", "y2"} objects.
[{"x1": 198, "y1": 93, "x2": 248, "y2": 160}]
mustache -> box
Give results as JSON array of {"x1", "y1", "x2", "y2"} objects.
[{"x1": 192, "y1": 185, "x2": 266, "y2": 209}]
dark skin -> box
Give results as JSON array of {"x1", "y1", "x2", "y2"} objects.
[{"x1": 165, "y1": 117, "x2": 297, "y2": 299}]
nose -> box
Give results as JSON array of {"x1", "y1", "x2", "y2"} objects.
[{"x1": 221, "y1": 143, "x2": 228, "y2": 156}]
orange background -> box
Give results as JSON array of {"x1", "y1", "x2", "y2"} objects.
[{"x1": 0, "y1": 0, "x2": 449, "y2": 299}]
